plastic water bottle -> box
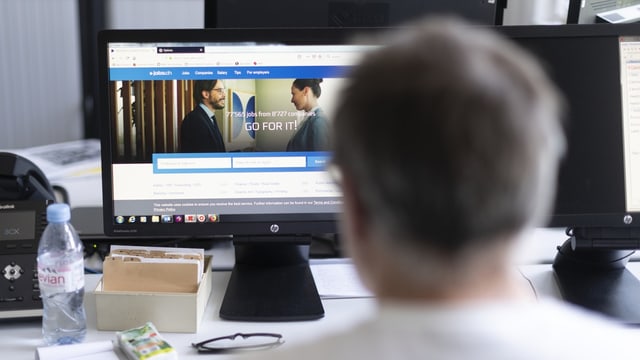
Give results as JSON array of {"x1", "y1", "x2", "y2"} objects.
[{"x1": 37, "y1": 203, "x2": 86, "y2": 345}]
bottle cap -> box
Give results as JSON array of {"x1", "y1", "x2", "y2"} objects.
[{"x1": 46, "y1": 203, "x2": 71, "y2": 223}]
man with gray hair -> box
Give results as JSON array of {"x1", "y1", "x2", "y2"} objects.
[{"x1": 243, "y1": 17, "x2": 638, "y2": 359}]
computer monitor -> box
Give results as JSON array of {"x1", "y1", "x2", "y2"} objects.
[
  {"x1": 567, "y1": 0, "x2": 640, "y2": 24},
  {"x1": 204, "y1": 0, "x2": 507, "y2": 28},
  {"x1": 97, "y1": 27, "x2": 380, "y2": 321},
  {"x1": 498, "y1": 23, "x2": 640, "y2": 324}
]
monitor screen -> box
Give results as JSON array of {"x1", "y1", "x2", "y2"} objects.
[
  {"x1": 98, "y1": 27, "x2": 379, "y2": 321},
  {"x1": 204, "y1": 0, "x2": 506, "y2": 28}
]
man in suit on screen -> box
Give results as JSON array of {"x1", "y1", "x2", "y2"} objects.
[{"x1": 180, "y1": 80, "x2": 227, "y2": 153}]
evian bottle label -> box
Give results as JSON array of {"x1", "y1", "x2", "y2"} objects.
[{"x1": 38, "y1": 259, "x2": 85, "y2": 294}]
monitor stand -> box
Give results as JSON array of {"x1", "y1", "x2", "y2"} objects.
[
  {"x1": 552, "y1": 237, "x2": 640, "y2": 325},
  {"x1": 219, "y1": 236, "x2": 325, "y2": 322}
]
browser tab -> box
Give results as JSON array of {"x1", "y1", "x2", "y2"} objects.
[{"x1": 157, "y1": 46, "x2": 205, "y2": 54}]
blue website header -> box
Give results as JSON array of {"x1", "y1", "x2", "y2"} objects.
[{"x1": 110, "y1": 65, "x2": 352, "y2": 80}]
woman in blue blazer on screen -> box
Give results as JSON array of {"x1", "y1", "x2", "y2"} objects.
[{"x1": 287, "y1": 78, "x2": 330, "y2": 152}]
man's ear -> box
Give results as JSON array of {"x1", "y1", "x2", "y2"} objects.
[
  {"x1": 340, "y1": 171, "x2": 369, "y2": 244},
  {"x1": 201, "y1": 89, "x2": 210, "y2": 100},
  {"x1": 339, "y1": 170, "x2": 379, "y2": 294}
]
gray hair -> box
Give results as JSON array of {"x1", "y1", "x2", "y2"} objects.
[{"x1": 332, "y1": 18, "x2": 566, "y2": 267}]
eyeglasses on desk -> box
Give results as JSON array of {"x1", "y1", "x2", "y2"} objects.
[{"x1": 191, "y1": 332, "x2": 284, "y2": 354}]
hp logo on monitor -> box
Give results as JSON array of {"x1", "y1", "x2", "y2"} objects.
[{"x1": 270, "y1": 224, "x2": 280, "y2": 233}]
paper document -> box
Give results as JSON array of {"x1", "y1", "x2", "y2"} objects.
[
  {"x1": 311, "y1": 260, "x2": 374, "y2": 299},
  {"x1": 35, "y1": 340, "x2": 120, "y2": 360}
]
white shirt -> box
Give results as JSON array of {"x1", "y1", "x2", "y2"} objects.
[
  {"x1": 199, "y1": 103, "x2": 215, "y2": 122},
  {"x1": 238, "y1": 298, "x2": 640, "y2": 359}
]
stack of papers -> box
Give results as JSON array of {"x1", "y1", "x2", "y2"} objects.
[
  {"x1": 310, "y1": 260, "x2": 374, "y2": 299},
  {"x1": 35, "y1": 340, "x2": 119, "y2": 360}
]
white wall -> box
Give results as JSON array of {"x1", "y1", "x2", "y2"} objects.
[
  {"x1": 0, "y1": 0, "x2": 83, "y2": 149},
  {"x1": 0, "y1": 0, "x2": 205, "y2": 150},
  {"x1": 107, "y1": 0, "x2": 204, "y2": 29},
  {"x1": 504, "y1": 0, "x2": 570, "y2": 25}
]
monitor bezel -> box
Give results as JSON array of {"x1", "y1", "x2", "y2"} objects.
[
  {"x1": 496, "y1": 23, "x2": 640, "y2": 229},
  {"x1": 204, "y1": 0, "x2": 507, "y2": 28}
]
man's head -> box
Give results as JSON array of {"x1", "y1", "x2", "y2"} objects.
[
  {"x1": 331, "y1": 18, "x2": 565, "y2": 292},
  {"x1": 194, "y1": 80, "x2": 225, "y2": 110}
]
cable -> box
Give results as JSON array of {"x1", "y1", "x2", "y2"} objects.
[{"x1": 518, "y1": 267, "x2": 539, "y2": 301}]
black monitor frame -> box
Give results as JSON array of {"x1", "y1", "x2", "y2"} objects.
[
  {"x1": 97, "y1": 27, "x2": 374, "y2": 240},
  {"x1": 204, "y1": 0, "x2": 507, "y2": 28},
  {"x1": 498, "y1": 23, "x2": 640, "y2": 324},
  {"x1": 97, "y1": 27, "x2": 386, "y2": 321},
  {"x1": 496, "y1": 23, "x2": 640, "y2": 231}
]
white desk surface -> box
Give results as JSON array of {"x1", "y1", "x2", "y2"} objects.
[
  {"x1": 3, "y1": 228, "x2": 640, "y2": 359},
  {"x1": 0, "y1": 262, "x2": 625, "y2": 360}
]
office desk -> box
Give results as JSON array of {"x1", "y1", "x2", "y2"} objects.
[
  {"x1": 0, "y1": 262, "x2": 588, "y2": 359},
  {"x1": 1, "y1": 240, "x2": 639, "y2": 359}
]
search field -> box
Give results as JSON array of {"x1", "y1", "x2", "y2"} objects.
[
  {"x1": 156, "y1": 157, "x2": 231, "y2": 170},
  {"x1": 233, "y1": 156, "x2": 306, "y2": 168}
]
